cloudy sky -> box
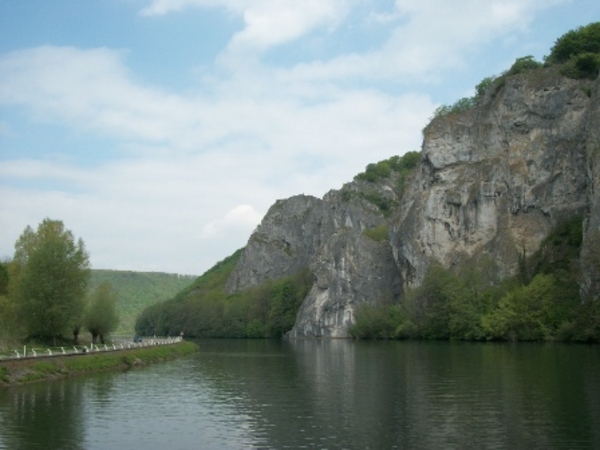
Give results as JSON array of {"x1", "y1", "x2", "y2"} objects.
[{"x1": 1, "y1": 1, "x2": 598, "y2": 275}]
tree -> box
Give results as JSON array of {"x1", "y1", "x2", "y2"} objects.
[
  {"x1": 85, "y1": 282, "x2": 119, "y2": 344},
  {"x1": 11, "y1": 219, "x2": 90, "y2": 344},
  {"x1": 546, "y1": 22, "x2": 600, "y2": 64}
]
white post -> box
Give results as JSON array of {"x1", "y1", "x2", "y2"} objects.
[{"x1": 47, "y1": 349, "x2": 52, "y2": 356}]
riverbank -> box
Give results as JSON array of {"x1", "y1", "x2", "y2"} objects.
[{"x1": 0, "y1": 341, "x2": 198, "y2": 386}]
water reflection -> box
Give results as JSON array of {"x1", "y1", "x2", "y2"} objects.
[
  {"x1": 0, "y1": 341, "x2": 598, "y2": 450},
  {"x1": 0, "y1": 379, "x2": 85, "y2": 450}
]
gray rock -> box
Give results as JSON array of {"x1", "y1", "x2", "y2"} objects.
[{"x1": 226, "y1": 68, "x2": 600, "y2": 337}]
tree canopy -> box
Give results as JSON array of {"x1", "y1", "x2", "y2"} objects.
[
  {"x1": 11, "y1": 219, "x2": 90, "y2": 342},
  {"x1": 546, "y1": 22, "x2": 600, "y2": 64},
  {"x1": 85, "y1": 281, "x2": 119, "y2": 344}
]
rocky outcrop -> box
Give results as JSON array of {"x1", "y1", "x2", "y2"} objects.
[
  {"x1": 226, "y1": 178, "x2": 403, "y2": 337},
  {"x1": 226, "y1": 67, "x2": 600, "y2": 337},
  {"x1": 394, "y1": 69, "x2": 597, "y2": 287}
]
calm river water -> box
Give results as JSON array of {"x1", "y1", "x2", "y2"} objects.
[{"x1": 1, "y1": 340, "x2": 599, "y2": 450}]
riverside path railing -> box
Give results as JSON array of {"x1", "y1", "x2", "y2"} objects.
[{"x1": 0, "y1": 336, "x2": 183, "y2": 362}]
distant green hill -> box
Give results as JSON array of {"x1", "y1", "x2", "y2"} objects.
[{"x1": 90, "y1": 270, "x2": 196, "y2": 333}]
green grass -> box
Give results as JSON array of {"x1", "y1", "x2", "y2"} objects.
[{"x1": 0, "y1": 341, "x2": 198, "y2": 385}]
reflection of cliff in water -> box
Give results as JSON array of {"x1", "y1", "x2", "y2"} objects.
[{"x1": 188, "y1": 340, "x2": 600, "y2": 450}]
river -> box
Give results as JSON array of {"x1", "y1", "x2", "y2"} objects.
[{"x1": 1, "y1": 339, "x2": 599, "y2": 450}]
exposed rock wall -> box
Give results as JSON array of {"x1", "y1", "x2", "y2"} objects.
[
  {"x1": 394, "y1": 69, "x2": 597, "y2": 287},
  {"x1": 226, "y1": 68, "x2": 600, "y2": 337}
]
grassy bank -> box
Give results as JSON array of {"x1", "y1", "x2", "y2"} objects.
[{"x1": 0, "y1": 341, "x2": 198, "y2": 386}]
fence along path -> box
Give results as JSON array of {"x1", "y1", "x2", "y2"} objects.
[{"x1": 0, "y1": 336, "x2": 183, "y2": 362}]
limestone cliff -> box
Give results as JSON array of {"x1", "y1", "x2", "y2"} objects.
[{"x1": 226, "y1": 67, "x2": 600, "y2": 338}]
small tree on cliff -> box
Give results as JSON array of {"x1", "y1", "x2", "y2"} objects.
[{"x1": 85, "y1": 281, "x2": 119, "y2": 344}]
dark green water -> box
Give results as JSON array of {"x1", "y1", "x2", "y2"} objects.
[{"x1": 1, "y1": 340, "x2": 599, "y2": 450}]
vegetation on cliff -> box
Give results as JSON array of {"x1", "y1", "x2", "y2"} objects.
[
  {"x1": 350, "y1": 217, "x2": 600, "y2": 342},
  {"x1": 135, "y1": 250, "x2": 313, "y2": 338},
  {"x1": 165, "y1": 23, "x2": 596, "y2": 344},
  {"x1": 432, "y1": 21, "x2": 600, "y2": 119}
]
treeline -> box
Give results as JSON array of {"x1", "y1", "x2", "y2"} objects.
[
  {"x1": 90, "y1": 270, "x2": 196, "y2": 333},
  {"x1": 432, "y1": 22, "x2": 600, "y2": 119},
  {"x1": 350, "y1": 217, "x2": 600, "y2": 342},
  {"x1": 135, "y1": 250, "x2": 313, "y2": 338},
  {"x1": 0, "y1": 219, "x2": 119, "y2": 347}
]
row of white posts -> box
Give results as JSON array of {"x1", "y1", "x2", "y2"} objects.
[{"x1": 3, "y1": 336, "x2": 183, "y2": 360}]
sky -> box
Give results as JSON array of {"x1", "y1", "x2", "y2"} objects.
[{"x1": 1, "y1": 1, "x2": 599, "y2": 276}]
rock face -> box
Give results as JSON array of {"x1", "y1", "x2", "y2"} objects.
[
  {"x1": 395, "y1": 69, "x2": 597, "y2": 288},
  {"x1": 226, "y1": 67, "x2": 600, "y2": 337}
]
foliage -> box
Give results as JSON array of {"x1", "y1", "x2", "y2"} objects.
[
  {"x1": 359, "y1": 193, "x2": 397, "y2": 217},
  {"x1": 84, "y1": 282, "x2": 120, "y2": 344},
  {"x1": 0, "y1": 260, "x2": 21, "y2": 347},
  {"x1": 428, "y1": 23, "x2": 600, "y2": 125},
  {"x1": 506, "y1": 55, "x2": 543, "y2": 76},
  {"x1": 135, "y1": 249, "x2": 313, "y2": 340},
  {"x1": 0, "y1": 342, "x2": 198, "y2": 385},
  {"x1": 432, "y1": 96, "x2": 477, "y2": 119},
  {"x1": 349, "y1": 304, "x2": 405, "y2": 339},
  {"x1": 363, "y1": 225, "x2": 388, "y2": 242},
  {"x1": 10, "y1": 219, "x2": 90, "y2": 343},
  {"x1": 352, "y1": 152, "x2": 420, "y2": 213},
  {"x1": 0, "y1": 260, "x2": 8, "y2": 297},
  {"x1": 560, "y1": 52, "x2": 600, "y2": 79},
  {"x1": 90, "y1": 270, "x2": 196, "y2": 333},
  {"x1": 351, "y1": 216, "x2": 595, "y2": 342},
  {"x1": 355, "y1": 161, "x2": 392, "y2": 182},
  {"x1": 546, "y1": 22, "x2": 600, "y2": 64}
]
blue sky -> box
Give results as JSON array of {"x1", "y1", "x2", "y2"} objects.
[{"x1": 1, "y1": 0, "x2": 599, "y2": 275}]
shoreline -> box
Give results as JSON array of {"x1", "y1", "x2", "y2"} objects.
[{"x1": 0, "y1": 341, "x2": 198, "y2": 386}]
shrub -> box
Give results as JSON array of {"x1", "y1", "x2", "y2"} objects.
[
  {"x1": 363, "y1": 225, "x2": 388, "y2": 242},
  {"x1": 546, "y1": 22, "x2": 600, "y2": 64},
  {"x1": 506, "y1": 55, "x2": 543, "y2": 76},
  {"x1": 560, "y1": 52, "x2": 600, "y2": 79}
]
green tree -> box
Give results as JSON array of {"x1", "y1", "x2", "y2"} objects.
[
  {"x1": 84, "y1": 281, "x2": 119, "y2": 344},
  {"x1": 506, "y1": 55, "x2": 542, "y2": 76},
  {"x1": 546, "y1": 22, "x2": 600, "y2": 64},
  {"x1": 11, "y1": 219, "x2": 90, "y2": 344}
]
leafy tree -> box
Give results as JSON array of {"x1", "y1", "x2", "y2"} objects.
[
  {"x1": 11, "y1": 219, "x2": 90, "y2": 344},
  {"x1": 546, "y1": 22, "x2": 600, "y2": 64},
  {"x1": 482, "y1": 274, "x2": 563, "y2": 341},
  {"x1": 474, "y1": 76, "x2": 498, "y2": 101},
  {"x1": 84, "y1": 282, "x2": 119, "y2": 344},
  {"x1": 0, "y1": 260, "x2": 9, "y2": 296},
  {"x1": 506, "y1": 55, "x2": 542, "y2": 76},
  {"x1": 560, "y1": 52, "x2": 600, "y2": 79}
]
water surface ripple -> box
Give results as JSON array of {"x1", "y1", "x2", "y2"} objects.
[{"x1": 0, "y1": 340, "x2": 598, "y2": 449}]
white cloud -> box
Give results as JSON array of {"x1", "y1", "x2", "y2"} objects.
[
  {"x1": 141, "y1": 0, "x2": 350, "y2": 54},
  {"x1": 0, "y1": 0, "x2": 573, "y2": 274},
  {"x1": 283, "y1": 0, "x2": 565, "y2": 82},
  {"x1": 200, "y1": 205, "x2": 263, "y2": 239}
]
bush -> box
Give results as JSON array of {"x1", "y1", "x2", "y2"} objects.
[
  {"x1": 349, "y1": 304, "x2": 405, "y2": 339},
  {"x1": 363, "y1": 225, "x2": 388, "y2": 242},
  {"x1": 546, "y1": 22, "x2": 600, "y2": 64},
  {"x1": 560, "y1": 52, "x2": 600, "y2": 79},
  {"x1": 136, "y1": 261, "x2": 313, "y2": 339},
  {"x1": 506, "y1": 55, "x2": 543, "y2": 76}
]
